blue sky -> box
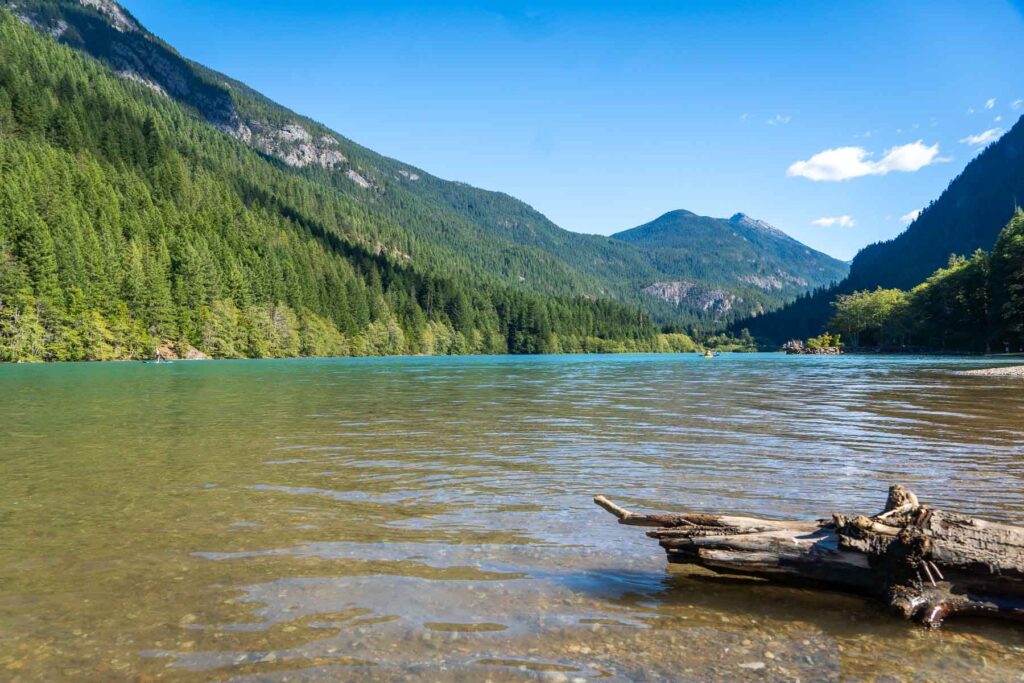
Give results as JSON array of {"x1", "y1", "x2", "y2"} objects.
[{"x1": 123, "y1": 1, "x2": 1024, "y2": 260}]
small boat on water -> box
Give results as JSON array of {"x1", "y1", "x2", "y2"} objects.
[{"x1": 703, "y1": 350, "x2": 715, "y2": 359}]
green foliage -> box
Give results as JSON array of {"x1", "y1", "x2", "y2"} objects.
[
  {"x1": 806, "y1": 332, "x2": 841, "y2": 350},
  {"x1": 655, "y1": 333, "x2": 701, "y2": 354},
  {"x1": 0, "y1": 9, "x2": 672, "y2": 362},
  {"x1": 830, "y1": 288, "x2": 909, "y2": 348},
  {"x1": 746, "y1": 114, "x2": 1024, "y2": 344},
  {"x1": 613, "y1": 211, "x2": 848, "y2": 325},
  {"x1": 990, "y1": 211, "x2": 1024, "y2": 347},
  {"x1": 820, "y1": 212, "x2": 1024, "y2": 352},
  {"x1": 905, "y1": 252, "x2": 991, "y2": 351},
  {"x1": 701, "y1": 328, "x2": 758, "y2": 353},
  {"x1": 4, "y1": 0, "x2": 844, "y2": 331}
]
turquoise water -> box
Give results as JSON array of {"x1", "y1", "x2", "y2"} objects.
[{"x1": 2, "y1": 354, "x2": 1024, "y2": 681}]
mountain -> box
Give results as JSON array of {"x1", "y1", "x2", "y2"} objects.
[
  {"x1": 743, "y1": 115, "x2": 1024, "y2": 343},
  {"x1": 0, "y1": 5, "x2": 677, "y2": 361},
  {"x1": 4, "y1": 0, "x2": 846, "y2": 327},
  {"x1": 4, "y1": 0, "x2": 639, "y2": 302},
  {"x1": 611, "y1": 210, "x2": 849, "y2": 322}
]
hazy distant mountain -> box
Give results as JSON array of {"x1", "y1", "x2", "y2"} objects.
[{"x1": 612, "y1": 210, "x2": 848, "y2": 322}]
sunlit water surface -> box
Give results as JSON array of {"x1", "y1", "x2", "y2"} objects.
[{"x1": 2, "y1": 354, "x2": 1024, "y2": 681}]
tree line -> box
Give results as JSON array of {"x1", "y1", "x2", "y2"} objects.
[{"x1": 824, "y1": 212, "x2": 1024, "y2": 353}]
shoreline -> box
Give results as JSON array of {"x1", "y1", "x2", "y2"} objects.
[
  {"x1": 955, "y1": 365, "x2": 1024, "y2": 377},
  {"x1": 5, "y1": 350, "x2": 1022, "y2": 365}
]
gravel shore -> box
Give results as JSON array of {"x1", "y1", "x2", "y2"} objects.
[{"x1": 956, "y1": 365, "x2": 1024, "y2": 377}]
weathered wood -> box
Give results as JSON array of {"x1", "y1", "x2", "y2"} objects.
[{"x1": 595, "y1": 485, "x2": 1024, "y2": 628}]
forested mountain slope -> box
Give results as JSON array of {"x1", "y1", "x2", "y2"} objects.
[
  {"x1": 4, "y1": 0, "x2": 661, "y2": 302},
  {"x1": 612, "y1": 210, "x2": 848, "y2": 322},
  {"x1": 0, "y1": 9, "x2": 684, "y2": 361},
  {"x1": 819, "y1": 211, "x2": 1024, "y2": 353},
  {"x1": 743, "y1": 115, "x2": 1024, "y2": 343},
  {"x1": 4, "y1": 0, "x2": 839, "y2": 327}
]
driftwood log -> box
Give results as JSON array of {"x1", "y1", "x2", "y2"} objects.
[{"x1": 595, "y1": 486, "x2": 1024, "y2": 628}]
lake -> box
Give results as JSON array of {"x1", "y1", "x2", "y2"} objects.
[{"x1": 2, "y1": 354, "x2": 1024, "y2": 681}]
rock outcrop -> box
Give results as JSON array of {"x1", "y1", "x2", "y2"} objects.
[
  {"x1": 157, "y1": 341, "x2": 210, "y2": 361},
  {"x1": 78, "y1": 0, "x2": 137, "y2": 32},
  {"x1": 643, "y1": 281, "x2": 740, "y2": 319},
  {"x1": 236, "y1": 121, "x2": 348, "y2": 169},
  {"x1": 741, "y1": 272, "x2": 809, "y2": 291},
  {"x1": 10, "y1": 1, "x2": 354, "y2": 173}
]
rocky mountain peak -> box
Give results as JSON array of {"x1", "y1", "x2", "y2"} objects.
[
  {"x1": 78, "y1": 0, "x2": 137, "y2": 33},
  {"x1": 730, "y1": 212, "x2": 788, "y2": 237}
]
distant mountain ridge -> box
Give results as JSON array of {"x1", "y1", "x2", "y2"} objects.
[
  {"x1": 4, "y1": 0, "x2": 843, "y2": 327},
  {"x1": 611, "y1": 210, "x2": 849, "y2": 321},
  {"x1": 743, "y1": 114, "x2": 1024, "y2": 342}
]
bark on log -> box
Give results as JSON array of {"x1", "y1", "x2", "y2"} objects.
[{"x1": 594, "y1": 486, "x2": 1024, "y2": 628}]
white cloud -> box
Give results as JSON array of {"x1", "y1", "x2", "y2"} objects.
[
  {"x1": 812, "y1": 215, "x2": 856, "y2": 228},
  {"x1": 900, "y1": 209, "x2": 923, "y2": 224},
  {"x1": 1013, "y1": 99, "x2": 1023, "y2": 110},
  {"x1": 787, "y1": 141, "x2": 945, "y2": 181},
  {"x1": 740, "y1": 112, "x2": 750, "y2": 122},
  {"x1": 995, "y1": 115, "x2": 1003, "y2": 123},
  {"x1": 967, "y1": 107, "x2": 976, "y2": 114},
  {"x1": 960, "y1": 128, "x2": 1004, "y2": 147},
  {"x1": 765, "y1": 114, "x2": 792, "y2": 126},
  {"x1": 985, "y1": 98, "x2": 996, "y2": 110}
]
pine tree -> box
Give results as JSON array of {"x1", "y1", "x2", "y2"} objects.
[{"x1": 991, "y1": 211, "x2": 1024, "y2": 349}]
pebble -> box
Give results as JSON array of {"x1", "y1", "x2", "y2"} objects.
[
  {"x1": 541, "y1": 674, "x2": 568, "y2": 683},
  {"x1": 739, "y1": 662, "x2": 766, "y2": 670}
]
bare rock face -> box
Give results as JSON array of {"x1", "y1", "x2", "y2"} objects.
[
  {"x1": 118, "y1": 69, "x2": 167, "y2": 96},
  {"x1": 729, "y1": 212, "x2": 789, "y2": 238},
  {"x1": 78, "y1": 0, "x2": 138, "y2": 32},
  {"x1": 182, "y1": 346, "x2": 210, "y2": 361},
  {"x1": 235, "y1": 121, "x2": 348, "y2": 169},
  {"x1": 740, "y1": 275, "x2": 784, "y2": 291},
  {"x1": 157, "y1": 341, "x2": 209, "y2": 361},
  {"x1": 345, "y1": 169, "x2": 373, "y2": 189},
  {"x1": 740, "y1": 272, "x2": 809, "y2": 291},
  {"x1": 643, "y1": 280, "x2": 739, "y2": 318},
  {"x1": 398, "y1": 169, "x2": 421, "y2": 181}
]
